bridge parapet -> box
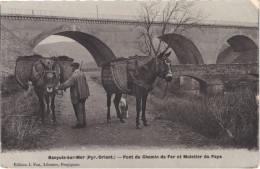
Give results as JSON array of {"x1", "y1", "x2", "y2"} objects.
[
  {"x1": 1, "y1": 14, "x2": 258, "y2": 29},
  {"x1": 171, "y1": 63, "x2": 259, "y2": 78}
]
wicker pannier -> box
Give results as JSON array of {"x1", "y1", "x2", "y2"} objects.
[
  {"x1": 101, "y1": 56, "x2": 152, "y2": 94},
  {"x1": 15, "y1": 55, "x2": 74, "y2": 89},
  {"x1": 56, "y1": 56, "x2": 74, "y2": 83},
  {"x1": 15, "y1": 55, "x2": 43, "y2": 89}
]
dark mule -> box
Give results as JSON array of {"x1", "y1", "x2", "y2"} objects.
[
  {"x1": 15, "y1": 55, "x2": 73, "y2": 123},
  {"x1": 30, "y1": 58, "x2": 61, "y2": 122},
  {"x1": 103, "y1": 51, "x2": 172, "y2": 129}
]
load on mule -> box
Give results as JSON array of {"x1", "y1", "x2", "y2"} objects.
[
  {"x1": 102, "y1": 51, "x2": 173, "y2": 129},
  {"x1": 15, "y1": 55, "x2": 74, "y2": 122}
]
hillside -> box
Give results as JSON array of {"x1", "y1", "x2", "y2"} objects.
[{"x1": 34, "y1": 42, "x2": 95, "y2": 63}]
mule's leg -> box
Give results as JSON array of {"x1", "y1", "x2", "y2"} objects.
[
  {"x1": 35, "y1": 90, "x2": 43, "y2": 121},
  {"x1": 45, "y1": 95, "x2": 50, "y2": 114},
  {"x1": 142, "y1": 92, "x2": 149, "y2": 126},
  {"x1": 39, "y1": 97, "x2": 45, "y2": 122},
  {"x1": 51, "y1": 94, "x2": 57, "y2": 122},
  {"x1": 107, "y1": 93, "x2": 112, "y2": 124},
  {"x1": 114, "y1": 93, "x2": 125, "y2": 123},
  {"x1": 136, "y1": 97, "x2": 142, "y2": 129}
]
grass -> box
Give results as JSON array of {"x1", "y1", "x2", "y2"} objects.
[
  {"x1": 1, "y1": 79, "x2": 41, "y2": 151},
  {"x1": 1, "y1": 116, "x2": 41, "y2": 151},
  {"x1": 1, "y1": 75, "x2": 22, "y2": 98},
  {"x1": 2, "y1": 84, "x2": 38, "y2": 116},
  {"x1": 150, "y1": 81, "x2": 258, "y2": 149},
  {"x1": 205, "y1": 88, "x2": 258, "y2": 148},
  {"x1": 1, "y1": 72, "x2": 101, "y2": 151}
]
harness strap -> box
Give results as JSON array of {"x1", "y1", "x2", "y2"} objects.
[{"x1": 161, "y1": 82, "x2": 168, "y2": 100}]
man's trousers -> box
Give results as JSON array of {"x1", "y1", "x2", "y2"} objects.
[{"x1": 72, "y1": 98, "x2": 87, "y2": 125}]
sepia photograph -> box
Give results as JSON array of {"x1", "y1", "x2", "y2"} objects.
[{"x1": 0, "y1": 0, "x2": 259, "y2": 168}]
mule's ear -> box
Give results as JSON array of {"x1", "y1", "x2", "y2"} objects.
[
  {"x1": 40, "y1": 59, "x2": 49, "y2": 70},
  {"x1": 51, "y1": 57, "x2": 58, "y2": 69},
  {"x1": 51, "y1": 57, "x2": 58, "y2": 62},
  {"x1": 31, "y1": 61, "x2": 43, "y2": 81},
  {"x1": 157, "y1": 51, "x2": 165, "y2": 59},
  {"x1": 165, "y1": 51, "x2": 171, "y2": 57}
]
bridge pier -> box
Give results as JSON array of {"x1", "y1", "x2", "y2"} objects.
[
  {"x1": 205, "y1": 84, "x2": 224, "y2": 95},
  {"x1": 178, "y1": 76, "x2": 225, "y2": 95},
  {"x1": 201, "y1": 76, "x2": 225, "y2": 95}
]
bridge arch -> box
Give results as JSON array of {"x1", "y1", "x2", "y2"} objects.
[
  {"x1": 160, "y1": 34, "x2": 204, "y2": 64},
  {"x1": 160, "y1": 33, "x2": 205, "y2": 93},
  {"x1": 227, "y1": 35, "x2": 258, "y2": 52},
  {"x1": 216, "y1": 33, "x2": 259, "y2": 64},
  {"x1": 29, "y1": 25, "x2": 116, "y2": 67},
  {"x1": 180, "y1": 75, "x2": 208, "y2": 94}
]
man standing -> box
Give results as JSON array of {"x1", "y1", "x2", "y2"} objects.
[{"x1": 56, "y1": 62, "x2": 90, "y2": 129}]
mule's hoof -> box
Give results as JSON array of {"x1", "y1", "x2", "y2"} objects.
[
  {"x1": 120, "y1": 119, "x2": 125, "y2": 123},
  {"x1": 53, "y1": 119, "x2": 57, "y2": 123},
  {"x1": 107, "y1": 119, "x2": 111, "y2": 124},
  {"x1": 136, "y1": 124, "x2": 141, "y2": 129},
  {"x1": 143, "y1": 123, "x2": 149, "y2": 127}
]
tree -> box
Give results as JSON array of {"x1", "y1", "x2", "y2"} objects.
[{"x1": 136, "y1": 1, "x2": 206, "y2": 58}]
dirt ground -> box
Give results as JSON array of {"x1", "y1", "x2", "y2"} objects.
[{"x1": 37, "y1": 72, "x2": 221, "y2": 150}]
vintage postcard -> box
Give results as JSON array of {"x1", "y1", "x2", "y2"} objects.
[{"x1": 0, "y1": 0, "x2": 259, "y2": 168}]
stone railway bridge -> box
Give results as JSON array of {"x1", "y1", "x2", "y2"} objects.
[{"x1": 1, "y1": 14, "x2": 259, "y2": 94}]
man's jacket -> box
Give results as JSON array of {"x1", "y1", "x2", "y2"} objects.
[{"x1": 58, "y1": 70, "x2": 90, "y2": 104}]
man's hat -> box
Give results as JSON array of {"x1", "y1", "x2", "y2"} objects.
[{"x1": 70, "y1": 62, "x2": 80, "y2": 68}]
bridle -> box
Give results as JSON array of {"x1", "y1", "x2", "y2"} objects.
[
  {"x1": 156, "y1": 57, "x2": 172, "y2": 100},
  {"x1": 156, "y1": 57, "x2": 172, "y2": 79},
  {"x1": 39, "y1": 59, "x2": 60, "y2": 81},
  {"x1": 42, "y1": 70, "x2": 59, "y2": 78},
  {"x1": 142, "y1": 56, "x2": 172, "y2": 100},
  {"x1": 41, "y1": 69, "x2": 63, "y2": 95}
]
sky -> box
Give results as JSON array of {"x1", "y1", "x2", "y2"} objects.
[{"x1": 1, "y1": 1, "x2": 258, "y2": 23}]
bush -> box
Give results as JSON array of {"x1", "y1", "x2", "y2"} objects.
[
  {"x1": 1, "y1": 75, "x2": 22, "y2": 98},
  {"x1": 1, "y1": 116, "x2": 40, "y2": 150},
  {"x1": 2, "y1": 86, "x2": 38, "y2": 117},
  {"x1": 1, "y1": 82, "x2": 40, "y2": 150},
  {"x1": 150, "y1": 82, "x2": 258, "y2": 149},
  {"x1": 150, "y1": 94, "x2": 223, "y2": 138},
  {"x1": 206, "y1": 87, "x2": 258, "y2": 148}
]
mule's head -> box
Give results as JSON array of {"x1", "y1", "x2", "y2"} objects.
[
  {"x1": 32, "y1": 58, "x2": 60, "y2": 94},
  {"x1": 41, "y1": 59, "x2": 60, "y2": 94},
  {"x1": 157, "y1": 51, "x2": 173, "y2": 82}
]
